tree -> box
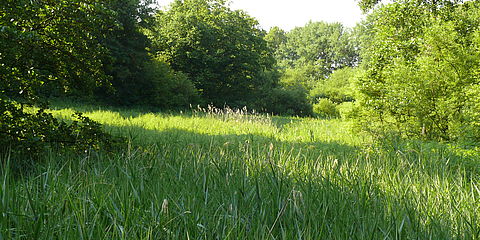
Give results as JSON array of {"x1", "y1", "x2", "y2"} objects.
[
  {"x1": 149, "y1": 0, "x2": 275, "y2": 107},
  {"x1": 265, "y1": 26, "x2": 287, "y2": 61},
  {"x1": 275, "y1": 22, "x2": 359, "y2": 83},
  {"x1": 355, "y1": 0, "x2": 480, "y2": 141},
  {"x1": 310, "y1": 67, "x2": 357, "y2": 104},
  {"x1": 357, "y1": 0, "x2": 464, "y2": 12},
  {"x1": 95, "y1": 0, "x2": 157, "y2": 106},
  {"x1": 0, "y1": 0, "x2": 117, "y2": 159},
  {"x1": 1, "y1": 0, "x2": 113, "y2": 101}
]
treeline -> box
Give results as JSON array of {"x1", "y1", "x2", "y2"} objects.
[
  {"x1": 0, "y1": 0, "x2": 358, "y2": 157},
  {"x1": 1, "y1": 0, "x2": 361, "y2": 114},
  {"x1": 264, "y1": 23, "x2": 359, "y2": 117},
  {"x1": 1, "y1": 0, "x2": 480, "y2": 157}
]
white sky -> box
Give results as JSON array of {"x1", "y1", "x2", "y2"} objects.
[{"x1": 155, "y1": 0, "x2": 365, "y2": 31}]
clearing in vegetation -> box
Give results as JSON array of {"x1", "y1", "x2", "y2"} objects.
[{"x1": 1, "y1": 104, "x2": 479, "y2": 239}]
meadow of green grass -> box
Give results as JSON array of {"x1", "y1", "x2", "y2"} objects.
[{"x1": 1, "y1": 104, "x2": 479, "y2": 239}]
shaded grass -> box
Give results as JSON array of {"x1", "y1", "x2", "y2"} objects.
[{"x1": 0, "y1": 105, "x2": 478, "y2": 239}]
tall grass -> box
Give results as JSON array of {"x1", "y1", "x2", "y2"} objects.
[{"x1": 0, "y1": 104, "x2": 478, "y2": 239}]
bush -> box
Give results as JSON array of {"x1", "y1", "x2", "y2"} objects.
[
  {"x1": 259, "y1": 86, "x2": 313, "y2": 117},
  {"x1": 309, "y1": 67, "x2": 357, "y2": 104},
  {"x1": 458, "y1": 84, "x2": 480, "y2": 145},
  {"x1": 280, "y1": 66, "x2": 318, "y2": 90},
  {"x1": 313, "y1": 99, "x2": 340, "y2": 118},
  {"x1": 337, "y1": 101, "x2": 357, "y2": 119},
  {"x1": 0, "y1": 99, "x2": 120, "y2": 170},
  {"x1": 309, "y1": 88, "x2": 354, "y2": 104},
  {"x1": 143, "y1": 58, "x2": 201, "y2": 109}
]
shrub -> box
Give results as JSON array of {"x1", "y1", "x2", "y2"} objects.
[
  {"x1": 143, "y1": 58, "x2": 201, "y2": 109},
  {"x1": 309, "y1": 67, "x2": 357, "y2": 104},
  {"x1": 337, "y1": 101, "x2": 357, "y2": 119},
  {"x1": 313, "y1": 99, "x2": 340, "y2": 118},
  {"x1": 458, "y1": 84, "x2": 480, "y2": 145},
  {"x1": 309, "y1": 88, "x2": 354, "y2": 104},
  {"x1": 280, "y1": 66, "x2": 318, "y2": 90},
  {"x1": 0, "y1": 99, "x2": 120, "y2": 170},
  {"x1": 259, "y1": 86, "x2": 313, "y2": 117}
]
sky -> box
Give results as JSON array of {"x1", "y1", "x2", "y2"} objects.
[{"x1": 155, "y1": 0, "x2": 365, "y2": 31}]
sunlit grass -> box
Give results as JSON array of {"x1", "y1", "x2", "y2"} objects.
[
  {"x1": 1, "y1": 104, "x2": 478, "y2": 239},
  {"x1": 49, "y1": 104, "x2": 364, "y2": 146}
]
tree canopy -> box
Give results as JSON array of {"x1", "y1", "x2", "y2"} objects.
[
  {"x1": 357, "y1": 0, "x2": 464, "y2": 12},
  {"x1": 356, "y1": 0, "x2": 480, "y2": 141},
  {"x1": 0, "y1": 0, "x2": 123, "y2": 160},
  {"x1": 273, "y1": 21, "x2": 359, "y2": 81},
  {"x1": 149, "y1": 0, "x2": 275, "y2": 107},
  {"x1": 1, "y1": 0, "x2": 113, "y2": 102}
]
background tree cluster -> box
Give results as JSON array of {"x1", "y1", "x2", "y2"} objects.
[
  {"x1": 149, "y1": 0, "x2": 275, "y2": 108},
  {"x1": 1, "y1": 0, "x2": 361, "y2": 118},
  {"x1": 264, "y1": 21, "x2": 360, "y2": 117}
]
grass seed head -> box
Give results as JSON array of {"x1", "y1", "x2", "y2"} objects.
[{"x1": 161, "y1": 199, "x2": 169, "y2": 216}]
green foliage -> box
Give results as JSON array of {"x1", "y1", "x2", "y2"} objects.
[
  {"x1": 279, "y1": 64, "x2": 320, "y2": 90},
  {"x1": 313, "y1": 98, "x2": 340, "y2": 118},
  {"x1": 0, "y1": 100, "x2": 118, "y2": 169},
  {"x1": 463, "y1": 85, "x2": 480, "y2": 144},
  {"x1": 259, "y1": 85, "x2": 313, "y2": 117},
  {"x1": 337, "y1": 101, "x2": 357, "y2": 119},
  {"x1": 150, "y1": 0, "x2": 275, "y2": 107},
  {"x1": 143, "y1": 58, "x2": 201, "y2": 109},
  {"x1": 96, "y1": 0, "x2": 157, "y2": 106},
  {"x1": 357, "y1": 0, "x2": 464, "y2": 12},
  {"x1": 0, "y1": 0, "x2": 113, "y2": 101},
  {"x1": 309, "y1": 67, "x2": 357, "y2": 104},
  {"x1": 263, "y1": 22, "x2": 360, "y2": 117},
  {"x1": 356, "y1": 0, "x2": 480, "y2": 142},
  {"x1": 462, "y1": 30, "x2": 480, "y2": 144},
  {"x1": 272, "y1": 22, "x2": 359, "y2": 84},
  {"x1": 264, "y1": 26, "x2": 287, "y2": 53},
  {"x1": 0, "y1": 0, "x2": 120, "y2": 161},
  {"x1": 249, "y1": 69, "x2": 314, "y2": 116}
]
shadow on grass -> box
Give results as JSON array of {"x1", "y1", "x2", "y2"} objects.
[
  {"x1": 50, "y1": 100, "x2": 155, "y2": 119},
  {"x1": 98, "y1": 124, "x2": 466, "y2": 239},
  {"x1": 270, "y1": 116, "x2": 302, "y2": 129},
  {"x1": 373, "y1": 136, "x2": 480, "y2": 183},
  {"x1": 7, "y1": 102, "x2": 475, "y2": 238}
]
